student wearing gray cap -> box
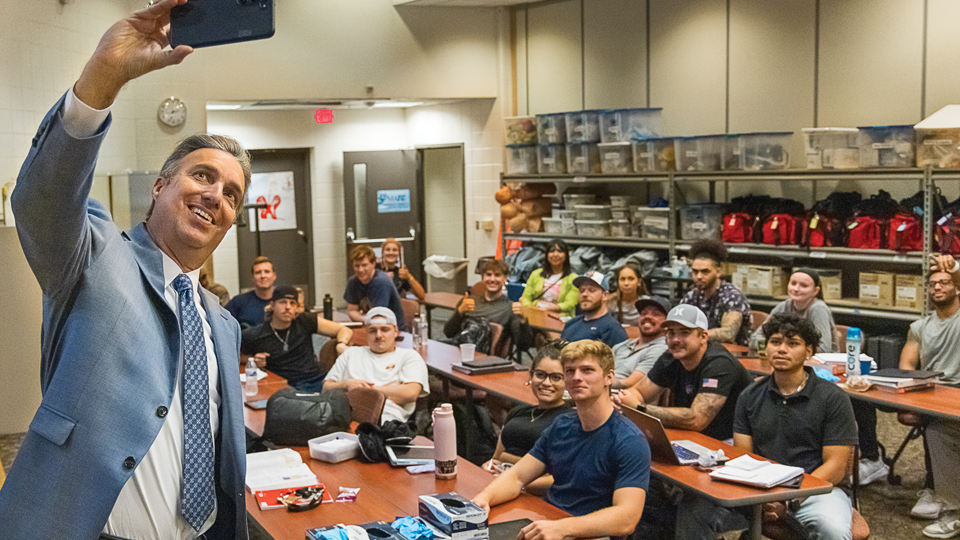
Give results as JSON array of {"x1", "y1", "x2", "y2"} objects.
[
  {"x1": 560, "y1": 271, "x2": 629, "y2": 348},
  {"x1": 611, "y1": 296, "x2": 670, "y2": 389},
  {"x1": 617, "y1": 304, "x2": 753, "y2": 441},
  {"x1": 748, "y1": 268, "x2": 838, "y2": 354}
]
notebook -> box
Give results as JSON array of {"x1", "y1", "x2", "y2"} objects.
[{"x1": 621, "y1": 406, "x2": 716, "y2": 465}]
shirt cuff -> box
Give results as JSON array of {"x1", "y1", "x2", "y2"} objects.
[{"x1": 63, "y1": 86, "x2": 110, "y2": 139}]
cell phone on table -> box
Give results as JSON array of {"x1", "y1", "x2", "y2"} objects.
[
  {"x1": 244, "y1": 399, "x2": 268, "y2": 410},
  {"x1": 170, "y1": 0, "x2": 276, "y2": 49}
]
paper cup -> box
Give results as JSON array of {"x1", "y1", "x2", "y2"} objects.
[{"x1": 459, "y1": 343, "x2": 476, "y2": 363}]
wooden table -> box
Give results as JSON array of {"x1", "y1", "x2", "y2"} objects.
[
  {"x1": 738, "y1": 357, "x2": 960, "y2": 422},
  {"x1": 415, "y1": 338, "x2": 536, "y2": 406}
]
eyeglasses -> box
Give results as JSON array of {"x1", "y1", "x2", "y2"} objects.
[
  {"x1": 928, "y1": 279, "x2": 953, "y2": 289},
  {"x1": 531, "y1": 369, "x2": 564, "y2": 383}
]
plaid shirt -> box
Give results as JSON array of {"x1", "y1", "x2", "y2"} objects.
[{"x1": 681, "y1": 281, "x2": 751, "y2": 345}]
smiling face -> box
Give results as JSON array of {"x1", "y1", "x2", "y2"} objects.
[
  {"x1": 147, "y1": 148, "x2": 245, "y2": 270},
  {"x1": 563, "y1": 355, "x2": 613, "y2": 403},
  {"x1": 382, "y1": 242, "x2": 401, "y2": 267},
  {"x1": 353, "y1": 257, "x2": 377, "y2": 284},
  {"x1": 482, "y1": 269, "x2": 506, "y2": 296},
  {"x1": 529, "y1": 357, "x2": 565, "y2": 407},
  {"x1": 663, "y1": 323, "x2": 708, "y2": 363},
  {"x1": 928, "y1": 271, "x2": 958, "y2": 308},
  {"x1": 365, "y1": 320, "x2": 398, "y2": 354},
  {"x1": 787, "y1": 272, "x2": 819, "y2": 307},
  {"x1": 547, "y1": 245, "x2": 567, "y2": 273},
  {"x1": 252, "y1": 262, "x2": 276, "y2": 291},
  {"x1": 638, "y1": 305, "x2": 667, "y2": 338},
  {"x1": 766, "y1": 331, "x2": 812, "y2": 375}
]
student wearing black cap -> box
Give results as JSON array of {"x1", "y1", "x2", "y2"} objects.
[
  {"x1": 241, "y1": 285, "x2": 353, "y2": 392},
  {"x1": 748, "y1": 268, "x2": 838, "y2": 353}
]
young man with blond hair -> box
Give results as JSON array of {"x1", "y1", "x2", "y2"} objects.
[
  {"x1": 344, "y1": 245, "x2": 406, "y2": 330},
  {"x1": 226, "y1": 255, "x2": 277, "y2": 328},
  {"x1": 473, "y1": 340, "x2": 650, "y2": 540}
]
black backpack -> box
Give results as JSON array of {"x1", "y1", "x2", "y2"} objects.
[
  {"x1": 453, "y1": 316, "x2": 493, "y2": 354},
  {"x1": 261, "y1": 387, "x2": 351, "y2": 446}
]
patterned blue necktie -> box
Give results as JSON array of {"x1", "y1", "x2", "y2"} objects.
[{"x1": 173, "y1": 274, "x2": 215, "y2": 531}]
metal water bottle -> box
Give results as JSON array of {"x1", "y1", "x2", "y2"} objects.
[
  {"x1": 245, "y1": 357, "x2": 259, "y2": 396},
  {"x1": 323, "y1": 293, "x2": 333, "y2": 320},
  {"x1": 433, "y1": 403, "x2": 457, "y2": 479},
  {"x1": 846, "y1": 327, "x2": 862, "y2": 377}
]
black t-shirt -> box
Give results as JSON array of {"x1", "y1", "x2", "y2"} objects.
[
  {"x1": 646, "y1": 341, "x2": 753, "y2": 440},
  {"x1": 240, "y1": 312, "x2": 323, "y2": 384},
  {"x1": 500, "y1": 402, "x2": 572, "y2": 457},
  {"x1": 734, "y1": 366, "x2": 858, "y2": 474},
  {"x1": 378, "y1": 263, "x2": 413, "y2": 297}
]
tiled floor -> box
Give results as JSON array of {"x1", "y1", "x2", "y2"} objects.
[{"x1": 0, "y1": 409, "x2": 945, "y2": 539}]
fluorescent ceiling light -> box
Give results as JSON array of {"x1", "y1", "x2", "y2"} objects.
[
  {"x1": 372, "y1": 101, "x2": 425, "y2": 108},
  {"x1": 205, "y1": 102, "x2": 244, "y2": 110}
]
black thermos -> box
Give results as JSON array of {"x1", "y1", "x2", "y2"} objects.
[{"x1": 323, "y1": 293, "x2": 333, "y2": 320}]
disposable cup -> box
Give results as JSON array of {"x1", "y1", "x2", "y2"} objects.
[{"x1": 460, "y1": 343, "x2": 476, "y2": 363}]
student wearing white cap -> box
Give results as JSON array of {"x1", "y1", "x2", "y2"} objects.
[
  {"x1": 560, "y1": 271, "x2": 629, "y2": 348},
  {"x1": 323, "y1": 307, "x2": 429, "y2": 423}
]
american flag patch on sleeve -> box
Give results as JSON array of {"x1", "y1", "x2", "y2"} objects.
[{"x1": 703, "y1": 378, "x2": 719, "y2": 388}]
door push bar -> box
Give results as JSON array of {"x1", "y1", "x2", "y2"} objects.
[{"x1": 346, "y1": 226, "x2": 416, "y2": 245}]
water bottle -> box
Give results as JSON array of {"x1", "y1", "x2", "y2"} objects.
[
  {"x1": 322, "y1": 293, "x2": 333, "y2": 320},
  {"x1": 433, "y1": 403, "x2": 457, "y2": 479},
  {"x1": 419, "y1": 317, "x2": 429, "y2": 352},
  {"x1": 846, "y1": 327, "x2": 862, "y2": 377},
  {"x1": 412, "y1": 315, "x2": 422, "y2": 351},
  {"x1": 245, "y1": 357, "x2": 258, "y2": 396}
]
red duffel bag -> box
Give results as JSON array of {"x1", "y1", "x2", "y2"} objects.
[
  {"x1": 761, "y1": 214, "x2": 800, "y2": 246},
  {"x1": 887, "y1": 213, "x2": 924, "y2": 252},
  {"x1": 722, "y1": 213, "x2": 757, "y2": 243},
  {"x1": 847, "y1": 216, "x2": 884, "y2": 250}
]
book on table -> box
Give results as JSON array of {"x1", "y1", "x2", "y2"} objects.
[
  {"x1": 451, "y1": 356, "x2": 516, "y2": 375},
  {"x1": 245, "y1": 448, "x2": 318, "y2": 493},
  {"x1": 709, "y1": 454, "x2": 804, "y2": 489},
  {"x1": 863, "y1": 368, "x2": 943, "y2": 391}
]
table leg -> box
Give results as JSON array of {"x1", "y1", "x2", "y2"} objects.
[
  {"x1": 746, "y1": 504, "x2": 762, "y2": 540},
  {"x1": 426, "y1": 306, "x2": 433, "y2": 338}
]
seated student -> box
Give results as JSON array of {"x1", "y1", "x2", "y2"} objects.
[
  {"x1": 443, "y1": 259, "x2": 520, "y2": 353},
  {"x1": 681, "y1": 240, "x2": 752, "y2": 345},
  {"x1": 483, "y1": 342, "x2": 572, "y2": 493},
  {"x1": 344, "y1": 245, "x2": 407, "y2": 331},
  {"x1": 611, "y1": 296, "x2": 670, "y2": 389},
  {"x1": 378, "y1": 238, "x2": 425, "y2": 301},
  {"x1": 607, "y1": 262, "x2": 650, "y2": 326},
  {"x1": 618, "y1": 304, "x2": 753, "y2": 441},
  {"x1": 749, "y1": 268, "x2": 837, "y2": 353},
  {"x1": 472, "y1": 340, "x2": 650, "y2": 540},
  {"x1": 324, "y1": 307, "x2": 429, "y2": 423},
  {"x1": 677, "y1": 313, "x2": 857, "y2": 540},
  {"x1": 241, "y1": 285, "x2": 352, "y2": 393},
  {"x1": 517, "y1": 238, "x2": 579, "y2": 319},
  {"x1": 226, "y1": 255, "x2": 277, "y2": 328},
  {"x1": 560, "y1": 271, "x2": 629, "y2": 348}
]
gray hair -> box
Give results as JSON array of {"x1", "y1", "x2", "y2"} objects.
[{"x1": 145, "y1": 134, "x2": 252, "y2": 220}]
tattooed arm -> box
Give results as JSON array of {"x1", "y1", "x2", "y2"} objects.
[
  {"x1": 646, "y1": 392, "x2": 727, "y2": 432},
  {"x1": 708, "y1": 311, "x2": 742, "y2": 344}
]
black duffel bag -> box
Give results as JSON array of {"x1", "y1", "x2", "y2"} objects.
[{"x1": 261, "y1": 387, "x2": 351, "y2": 446}]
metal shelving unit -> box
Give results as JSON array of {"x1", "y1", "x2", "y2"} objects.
[{"x1": 501, "y1": 167, "x2": 960, "y2": 321}]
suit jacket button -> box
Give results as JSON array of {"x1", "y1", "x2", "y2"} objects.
[
  {"x1": 123, "y1": 456, "x2": 136, "y2": 469},
  {"x1": 156, "y1": 406, "x2": 168, "y2": 418}
]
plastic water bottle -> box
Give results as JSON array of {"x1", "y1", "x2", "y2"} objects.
[
  {"x1": 420, "y1": 317, "x2": 429, "y2": 352},
  {"x1": 245, "y1": 357, "x2": 258, "y2": 396},
  {"x1": 846, "y1": 327, "x2": 862, "y2": 377},
  {"x1": 322, "y1": 293, "x2": 333, "y2": 320},
  {"x1": 412, "y1": 315, "x2": 422, "y2": 351},
  {"x1": 433, "y1": 403, "x2": 457, "y2": 480}
]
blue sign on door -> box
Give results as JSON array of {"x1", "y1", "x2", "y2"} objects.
[{"x1": 377, "y1": 189, "x2": 411, "y2": 213}]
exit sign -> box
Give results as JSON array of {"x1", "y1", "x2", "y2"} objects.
[{"x1": 314, "y1": 109, "x2": 334, "y2": 124}]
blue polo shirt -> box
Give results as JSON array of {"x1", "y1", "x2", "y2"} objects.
[{"x1": 561, "y1": 312, "x2": 628, "y2": 348}]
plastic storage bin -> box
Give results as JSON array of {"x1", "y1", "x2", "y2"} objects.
[
  {"x1": 609, "y1": 195, "x2": 640, "y2": 208},
  {"x1": 308, "y1": 432, "x2": 360, "y2": 463},
  {"x1": 566, "y1": 142, "x2": 601, "y2": 174},
  {"x1": 679, "y1": 204, "x2": 723, "y2": 241},
  {"x1": 504, "y1": 116, "x2": 538, "y2": 145},
  {"x1": 565, "y1": 110, "x2": 604, "y2": 143},
  {"x1": 675, "y1": 135, "x2": 723, "y2": 171},
  {"x1": 916, "y1": 128, "x2": 960, "y2": 169},
  {"x1": 562, "y1": 193, "x2": 595, "y2": 208},
  {"x1": 721, "y1": 134, "x2": 743, "y2": 171},
  {"x1": 599, "y1": 108, "x2": 663, "y2": 143},
  {"x1": 542, "y1": 217, "x2": 563, "y2": 234},
  {"x1": 576, "y1": 219, "x2": 611, "y2": 237},
  {"x1": 610, "y1": 219, "x2": 633, "y2": 237},
  {"x1": 536, "y1": 113, "x2": 566, "y2": 144},
  {"x1": 611, "y1": 208, "x2": 631, "y2": 220},
  {"x1": 632, "y1": 137, "x2": 676, "y2": 172},
  {"x1": 538, "y1": 144, "x2": 568, "y2": 174},
  {"x1": 506, "y1": 145, "x2": 538, "y2": 175},
  {"x1": 742, "y1": 132, "x2": 792, "y2": 170},
  {"x1": 802, "y1": 127, "x2": 859, "y2": 169},
  {"x1": 858, "y1": 125, "x2": 915, "y2": 168},
  {"x1": 574, "y1": 204, "x2": 613, "y2": 220},
  {"x1": 633, "y1": 207, "x2": 671, "y2": 239},
  {"x1": 599, "y1": 142, "x2": 633, "y2": 174}
]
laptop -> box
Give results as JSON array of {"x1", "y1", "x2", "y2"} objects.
[{"x1": 621, "y1": 406, "x2": 716, "y2": 465}]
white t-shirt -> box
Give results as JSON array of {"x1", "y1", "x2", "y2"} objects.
[{"x1": 326, "y1": 347, "x2": 430, "y2": 423}]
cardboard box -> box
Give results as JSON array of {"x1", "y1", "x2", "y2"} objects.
[
  {"x1": 895, "y1": 274, "x2": 924, "y2": 310},
  {"x1": 419, "y1": 492, "x2": 489, "y2": 540},
  {"x1": 859, "y1": 272, "x2": 895, "y2": 308},
  {"x1": 747, "y1": 266, "x2": 788, "y2": 297},
  {"x1": 818, "y1": 270, "x2": 843, "y2": 301}
]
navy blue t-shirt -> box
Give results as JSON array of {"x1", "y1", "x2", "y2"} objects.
[
  {"x1": 343, "y1": 269, "x2": 407, "y2": 331},
  {"x1": 529, "y1": 410, "x2": 650, "y2": 517},
  {"x1": 225, "y1": 290, "x2": 270, "y2": 328},
  {"x1": 561, "y1": 312, "x2": 628, "y2": 348}
]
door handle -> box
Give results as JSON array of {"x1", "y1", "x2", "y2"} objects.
[
  {"x1": 297, "y1": 230, "x2": 308, "y2": 242},
  {"x1": 346, "y1": 227, "x2": 416, "y2": 245}
]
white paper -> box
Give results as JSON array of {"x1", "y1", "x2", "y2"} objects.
[
  {"x1": 239, "y1": 370, "x2": 269, "y2": 383},
  {"x1": 246, "y1": 171, "x2": 297, "y2": 232}
]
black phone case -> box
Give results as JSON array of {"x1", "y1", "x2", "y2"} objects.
[{"x1": 170, "y1": 0, "x2": 275, "y2": 49}]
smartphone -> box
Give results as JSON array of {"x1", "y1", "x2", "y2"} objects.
[
  {"x1": 170, "y1": 0, "x2": 275, "y2": 49},
  {"x1": 244, "y1": 399, "x2": 268, "y2": 410}
]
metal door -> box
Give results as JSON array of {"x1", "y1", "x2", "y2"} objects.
[
  {"x1": 342, "y1": 150, "x2": 423, "y2": 284},
  {"x1": 237, "y1": 149, "x2": 314, "y2": 304}
]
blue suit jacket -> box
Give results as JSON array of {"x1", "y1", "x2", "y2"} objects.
[{"x1": 0, "y1": 96, "x2": 248, "y2": 539}]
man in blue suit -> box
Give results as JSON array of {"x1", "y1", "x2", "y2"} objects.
[{"x1": 0, "y1": 1, "x2": 250, "y2": 538}]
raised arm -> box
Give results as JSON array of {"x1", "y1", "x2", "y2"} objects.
[{"x1": 398, "y1": 267, "x2": 426, "y2": 301}]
